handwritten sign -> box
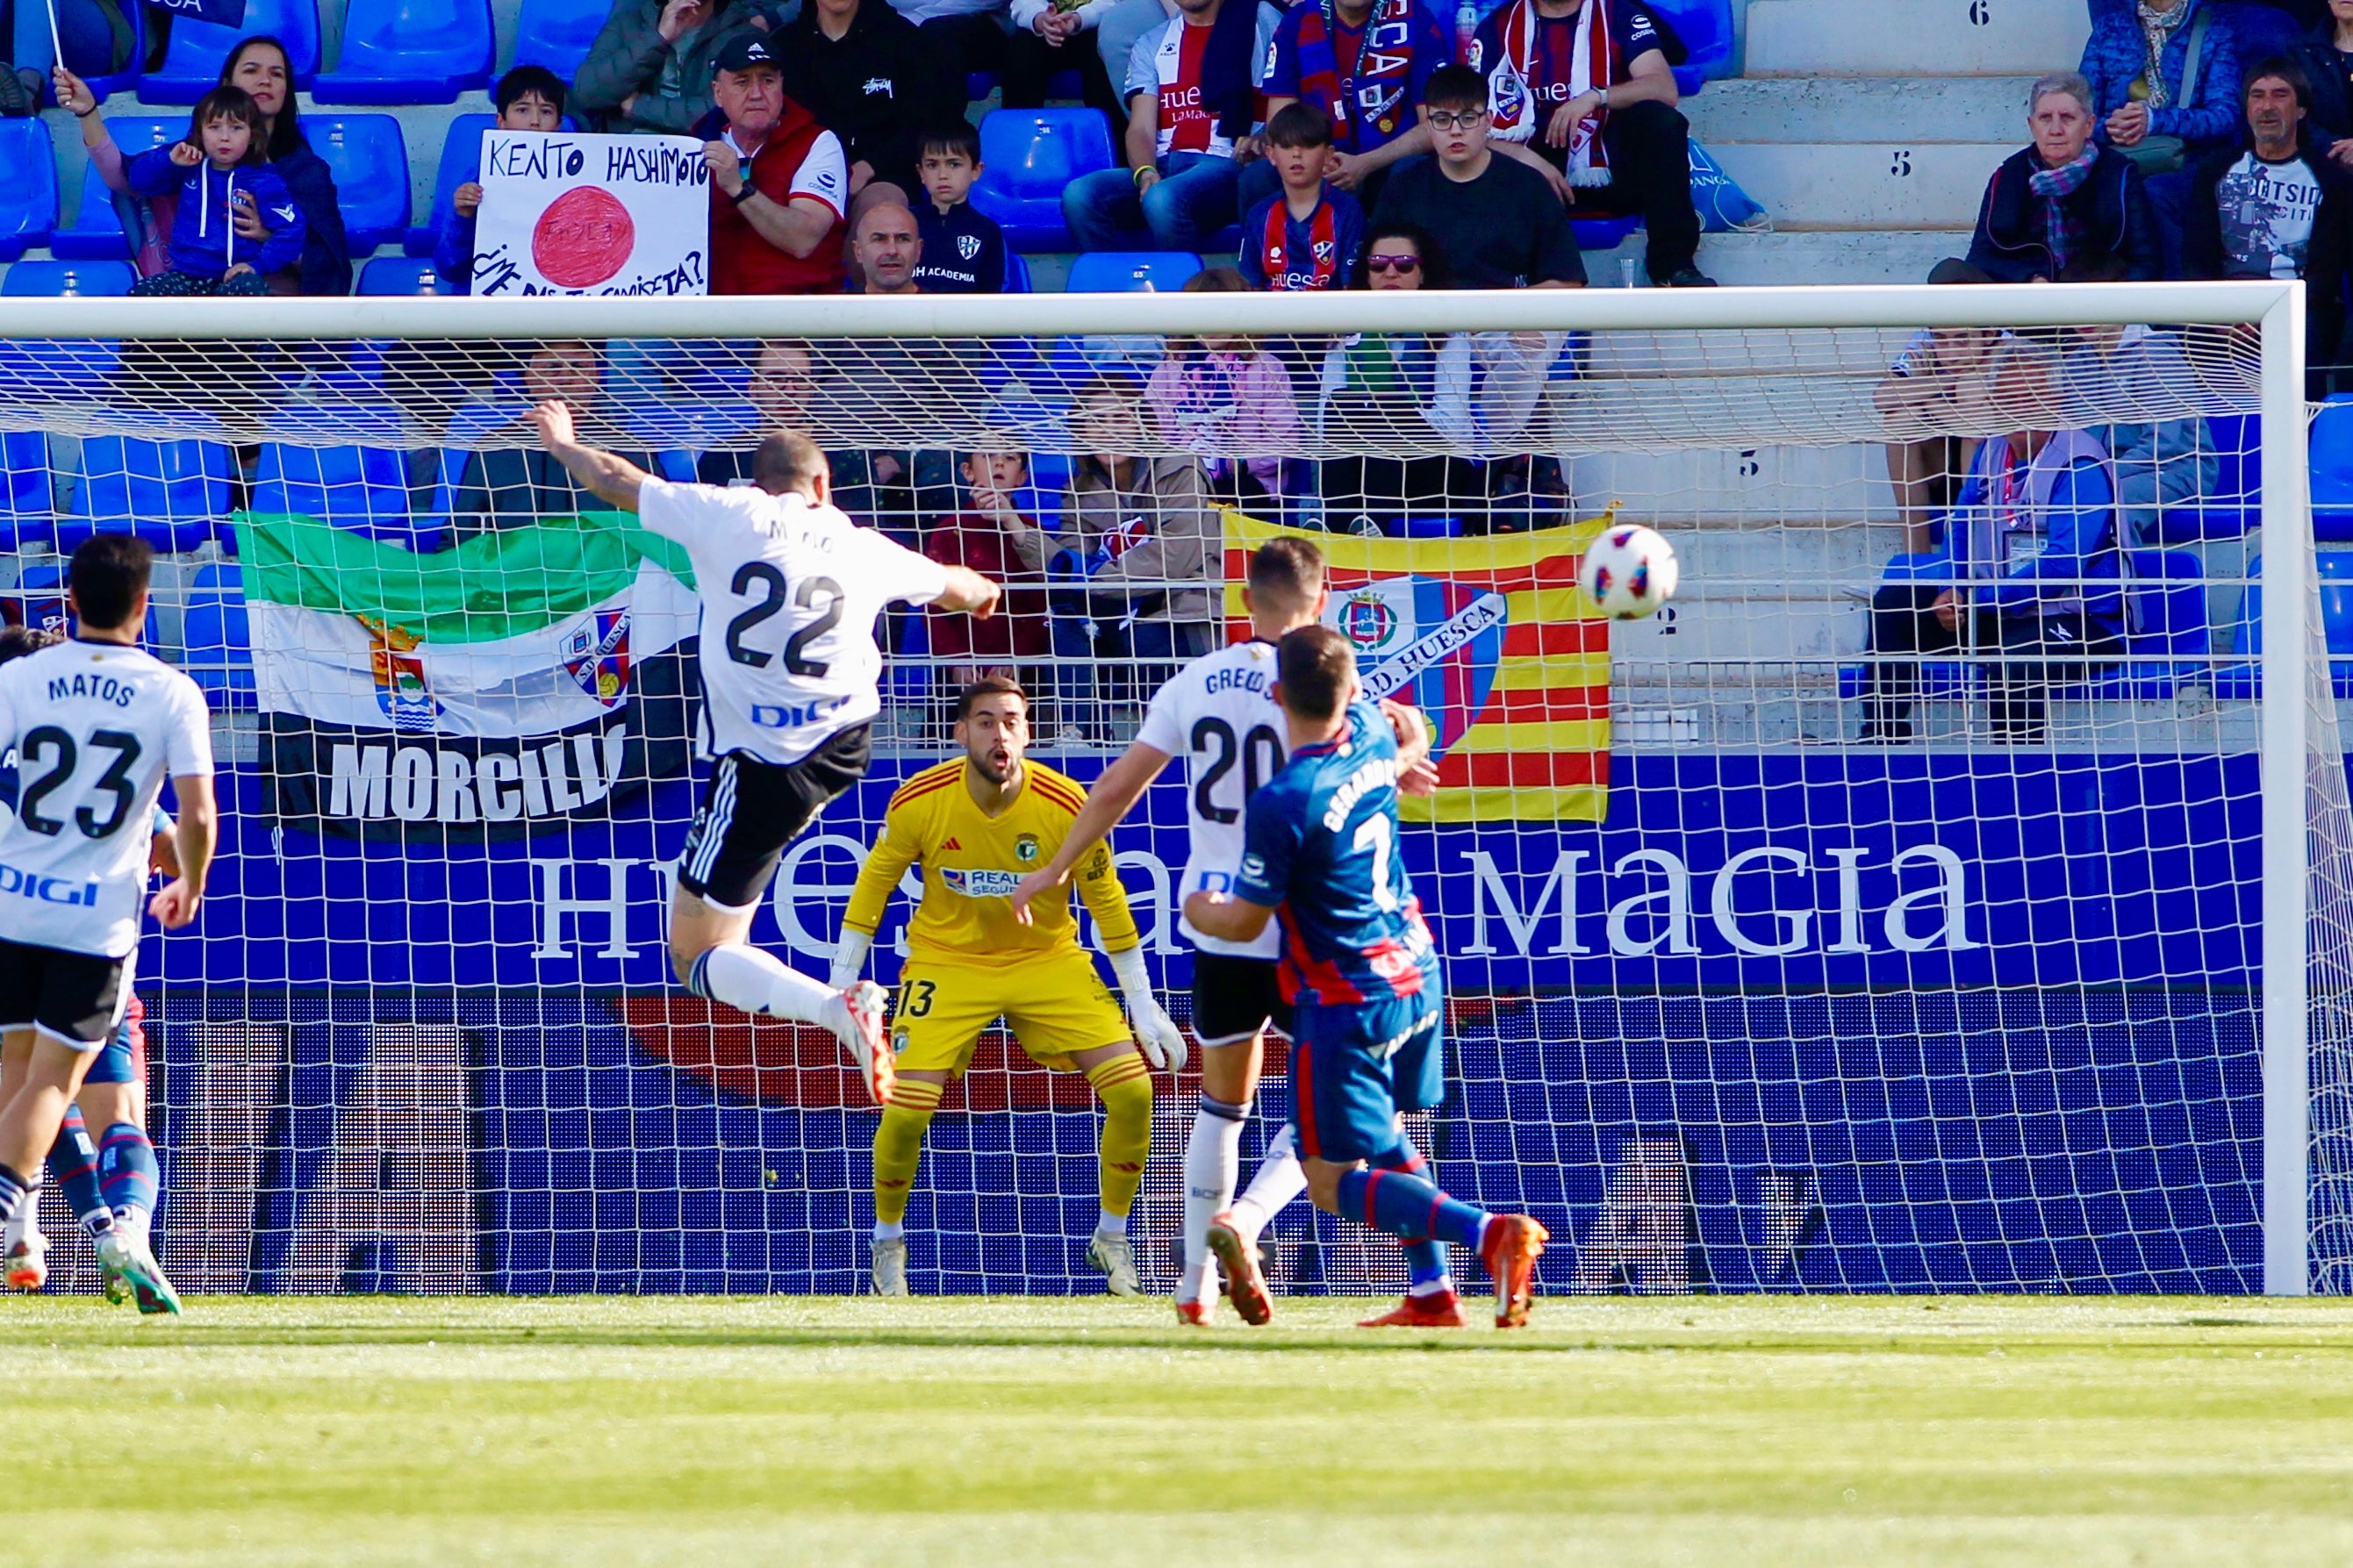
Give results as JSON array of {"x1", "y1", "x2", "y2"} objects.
[{"x1": 473, "y1": 131, "x2": 711, "y2": 297}]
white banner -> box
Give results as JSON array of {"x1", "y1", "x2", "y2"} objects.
[{"x1": 472, "y1": 131, "x2": 711, "y2": 297}]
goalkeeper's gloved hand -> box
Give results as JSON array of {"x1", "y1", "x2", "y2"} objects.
[
  {"x1": 828, "y1": 928, "x2": 873, "y2": 994},
  {"x1": 1108, "y1": 945, "x2": 1187, "y2": 1074}
]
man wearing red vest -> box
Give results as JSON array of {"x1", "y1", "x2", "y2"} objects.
[{"x1": 697, "y1": 33, "x2": 851, "y2": 294}]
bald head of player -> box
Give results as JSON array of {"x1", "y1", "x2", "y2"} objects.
[
  {"x1": 954, "y1": 675, "x2": 1029, "y2": 800},
  {"x1": 750, "y1": 430, "x2": 834, "y2": 503},
  {"x1": 1270, "y1": 625, "x2": 1355, "y2": 748}
]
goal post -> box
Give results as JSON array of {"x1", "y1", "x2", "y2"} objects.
[{"x1": 0, "y1": 279, "x2": 2336, "y2": 1298}]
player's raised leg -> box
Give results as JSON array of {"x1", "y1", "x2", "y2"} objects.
[{"x1": 79, "y1": 999, "x2": 177, "y2": 1314}]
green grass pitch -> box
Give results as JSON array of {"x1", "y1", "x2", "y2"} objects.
[{"x1": 9, "y1": 1294, "x2": 2353, "y2": 1565}]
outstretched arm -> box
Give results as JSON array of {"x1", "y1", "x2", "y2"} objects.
[
  {"x1": 531, "y1": 400, "x2": 657, "y2": 512},
  {"x1": 930, "y1": 564, "x2": 1004, "y2": 618},
  {"x1": 1182, "y1": 890, "x2": 1273, "y2": 943},
  {"x1": 1009, "y1": 741, "x2": 1172, "y2": 923}
]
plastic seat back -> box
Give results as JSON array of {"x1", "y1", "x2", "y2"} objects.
[
  {"x1": 514, "y1": 0, "x2": 616, "y2": 78},
  {"x1": 1064, "y1": 252, "x2": 1202, "y2": 293},
  {"x1": 140, "y1": 0, "x2": 322, "y2": 101},
  {"x1": 184, "y1": 561, "x2": 255, "y2": 709},
  {"x1": 306, "y1": 115, "x2": 412, "y2": 256},
  {"x1": 54, "y1": 118, "x2": 180, "y2": 261},
  {"x1": 62, "y1": 435, "x2": 234, "y2": 555},
  {"x1": 0, "y1": 122, "x2": 60, "y2": 262},
  {"x1": 314, "y1": 0, "x2": 494, "y2": 104}
]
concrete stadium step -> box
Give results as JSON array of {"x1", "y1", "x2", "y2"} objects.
[
  {"x1": 1568, "y1": 447, "x2": 1900, "y2": 527},
  {"x1": 1703, "y1": 142, "x2": 2011, "y2": 230},
  {"x1": 1682, "y1": 75, "x2": 2038, "y2": 146},
  {"x1": 1745, "y1": 0, "x2": 2091, "y2": 77},
  {"x1": 1603, "y1": 230, "x2": 1966, "y2": 286}
]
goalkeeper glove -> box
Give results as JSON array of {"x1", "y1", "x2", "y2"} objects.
[
  {"x1": 828, "y1": 928, "x2": 873, "y2": 994},
  {"x1": 1108, "y1": 945, "x2": 1187, "y2": 1074}
]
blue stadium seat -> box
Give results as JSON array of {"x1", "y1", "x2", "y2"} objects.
[
  {"x1": 253, "y1": 406, "x2": 440, "y2": 550},
  {"x1": 1386, "y1": 516, "x2": 1466, "y2": 540},
  {"x1": 405, "y1": 112, "x2": 492, "y2": 256},
  {"x1": 1002, "y1": 250, "x2": 1032, "y2": 293},
  {"x1": 1571, "y1": 215, "x2": 1642, "y2": 251},
  {"x1": 2214, "y1": 552, "x2": 2353, "y2": 698},
  {"x1": 2050, "y1": 550, "x2": 2209, "y2": 699},
  {"x1": 359, "y1": 255, "x2": 456, "y2": 295},
  {"x1": 1064, "y1": 251, "x2": 1202, "y2": 292},
  {"x1": 1646, "y1": 0, "x2": 1735, "y2": 94},
  {"x1": 0, "y1": 262, "x2": 133, "y2": 401},
  {"x1": 0, "y1": 122, "x2": 59, "y2": 262},
  {"x1": 2308, "y1": 398, "x2": 2353, "y2": 541},
  {"x1": 414, "y1": 402, "x2": 521, "y2": 526},
  {"x1": 2156, "y1": 410, "x2": 2263, "y2": 542},
  {"x1": 53, "y1": 118, "x2": 183, "y2": 261},
  {"x1": 314, "y1": 0, "x2": 494, "y2": 104},
  {"x1": 61, "y1": 435, "x2": 235, "y2": 555},
  {"x1": 47, "y1": 4, "x2": 145, "y2": 102},
  {"x1": 2, "y1": 261, "x2": 135, "y2": 297},
  {"x1": 513, "y1": 0, "x2": 611, "y2": 79},
  {"x1": 970, "y1": 109, "x2": 1116, "y2": 253},
  {"x1": 0, "y1": 430, "x2": 56, "y2": 554},
  {"x1": 305, "y1": 115, "x2": 411, "y2": 256},
  {"x1": 140, "y1": 0, "x2": 322, "y2": 102},
  {"x1": 183, "y1": 562, "x2": 255, "y2": 711}
]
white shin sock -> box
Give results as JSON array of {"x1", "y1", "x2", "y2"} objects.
[
  {"x1": 696, "y1": 943, "x2": 847, "y2": 1035},
  {"x1": 1230, "y1": 1121, "x2": 1309, "y2": 1240},
  {"x1": 1180, "y1": 1101, "x2": 1245, "y2": 1302}
]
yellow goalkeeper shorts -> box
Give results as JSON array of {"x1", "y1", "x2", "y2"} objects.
[{"x1": 889, "y1": 948, "x2": 1132, "y2": 1076}]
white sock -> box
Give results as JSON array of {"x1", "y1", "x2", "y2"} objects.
[
  {"x1": 873, "y1": 1220, "x2": 904, "y2": 1242},
  {"x1": 1229, "y1": 1122, "x2": 1308, "y2": 1241},
  {"x1": 110, "y1": 1205, "x2": 147, "y2": 1244},
  {"x1": 698, "y1": 943, "x2": 844, "y2": 1032},
  {"x1": 1180, "y1": 1102, "x2": 1245, "y2": 1304},
  {"x1": 1094, "y1": 1206, "x2": 1126, "y2": 1239}
]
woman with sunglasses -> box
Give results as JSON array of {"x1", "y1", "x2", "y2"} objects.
[{"x1": 1313, "y1": 222, "x2": 1565, "y2": 534}]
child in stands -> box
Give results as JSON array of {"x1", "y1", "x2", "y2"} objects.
[
  {"x1": 1238, "y1": 104, "x2": 1364, "y2": 291},
  {"x1": 434, "y1": 65, "x2": 569, "y2": 293},
  {"x1": 125, "y1": 86, "x2": 305, "y2": 297},
  {"x1": 912, "y1": 125, "x2": 1008, "y2": 293}
]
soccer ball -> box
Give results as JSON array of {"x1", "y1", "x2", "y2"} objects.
[{"x1": 1579, "y1": 524, "x2": 1679, "y2": 619}]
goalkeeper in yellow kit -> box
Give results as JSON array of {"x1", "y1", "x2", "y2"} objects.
[{"x1": 830, "y1": 676, "x2": 1189, "y2": 1298}]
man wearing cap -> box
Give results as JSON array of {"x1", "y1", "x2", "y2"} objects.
[{"x1": 697, "y1": 33, "x2": 853, "y2": 294}]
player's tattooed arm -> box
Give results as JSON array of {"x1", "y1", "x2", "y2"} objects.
[
  {"x1": 1378, "y1": 697, "x2": 1440, "y2": 797},
  {"x1": 1009, "y1": 742, "x2": 1172, "y2": 924},
  {"x1": 931, "y1": 565, "x2": 1004, "y2": 619},
  {"x1": 530, "y1": 399, "x2": 656, "y2": 512},
  {"x1": 1181, "y1": 890, "x2": 1274, "y2": 944}
]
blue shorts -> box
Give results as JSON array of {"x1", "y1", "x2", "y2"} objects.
[
  {"x1": 81, "y1": 1001, "x2": 144, "y2": 1086},
  {"x1": 1288, "y1": 990, "x2": 1444, "y2": 1166}
]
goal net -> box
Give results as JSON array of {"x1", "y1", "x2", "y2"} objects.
[{"x1": 4, "y1": 283, "x2": 2345, "y2": 1299}]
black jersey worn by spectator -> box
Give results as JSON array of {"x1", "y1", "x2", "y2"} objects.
[
  {"x1": 1372, "y1": 153, "x2": 1587, "y2": 287},
  {"x1": 912, "y1": 201, "x2": 1007, "y2": 291},
  {"x1": 777, "y1": 0, "x2": 963, "y2": 199}
]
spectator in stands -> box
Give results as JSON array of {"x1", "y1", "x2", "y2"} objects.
[
  {"x1": 2079, "y1": 0, "x2": 2241, "y2": 271},
  {"x1": 219, "y1": 36, "x2": 352, "y2": 295},
  {"x1": 1006, "y1": 0, "x2": 1129, "y2": 127},
  {"x1": 925, "y1": 450, "x2": 1053, "y2": 695},
  {"x1": 1370, "y1": 65, "x2": 1587, "y2": 289},
  {"x1": 1875, "y1": 258, "x2": 2002, "y2": 552},
  {"x1": 1314, "y1": 218, "x2": 1563, "y2": 533},
  {"x1": 1469, "y1": 0, "x2": 1715, "y2": 287},
  {"x1": 123, "y1": 87, "x2": 305, "y2": 297},
  {"x1": 2184, "y1": 57, "x2": 2353, "y2": 377},
  {"x1": 912, "y1": 125, "x2": 1008, "y2": 292},
  {"x1": 1047, "y1": 376, "x2": 1219, "y2": 734},
  {"x1": 776, "y1": 0, "x2": 960, "y2": 200},
  {"x1": 1060, "y1": 0, "x2": 1280, "y2": 253},
  {"x1": 893, "y1": 0, "x2": 1014, "y2": 104},
  {"x1": 697, "y1": 35, "x2": 851, "y2": 295},
  {"x1": 432, "y1": 66, "x2": 568, "y2": 294},
  {"x1": 695, "y1": 340, "x2": 923, "y2": 521},
  {"x1": 853, "y1": 200, "x2": 927, "y2": 293},
  {"x1": 574, "y1": 0, "x2": 769, "y2": 133},
  {"x1": 444, "y1": 342, "x2": 660, "y2": 541},
  {"x1": 53, "y1": 64, "x2": 170, "y2": 278},
  {"x1": 1246, "y1": 0, "x2": 1450, "y2": 218},
  {"x1": 1238, "y1": 104, "x2": 1365, "y2": 289},
  {"x1": 2289, "y1": 0, "x2": 2353, "y2": 154},
  {"x1": 1862, "y1": 344, "x2": 2129, "y2": 747},
  {"x1": 2057, "y1": 284, "x2": 2218, "y2": 546},
  {"x1": 1964, "y1": 72, "x2": 2160, "y2": 283},
  {"x1": 1147, "y1": 268, "x2": 1302, "y2": 509}
]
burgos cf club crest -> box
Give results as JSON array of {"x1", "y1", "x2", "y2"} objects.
[
  {"x1": 1329, "y1": 580, "x2": 1507, "y2": 758},
  {"x1": 357, "y1": 616, "x2": 442, "y2": 732},
  {"x1": 562, "y1": 611, "x2": 633, "y2": 709}
]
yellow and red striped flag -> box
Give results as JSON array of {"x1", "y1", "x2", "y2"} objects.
[{"x1": 1220, "y1": 510, "x2": 1613, "y2": 823}]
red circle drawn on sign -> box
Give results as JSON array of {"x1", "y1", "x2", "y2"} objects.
[{"x1": 532, "y1": 185, "x2": 635, "y2": 290}]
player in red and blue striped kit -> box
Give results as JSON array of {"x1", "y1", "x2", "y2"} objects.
[{"x1": 1185, "y1": 625, "x2": 1547, "y2": 1328}]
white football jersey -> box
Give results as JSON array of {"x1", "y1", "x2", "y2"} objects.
[
  {"x1": 1135, "y1": 638, "x2": 1288, "y2": 960},
  {"x1": 0, "y1": 639, "x2": 213, "y2": 958},
  {"x1": 639, "y1": 478, "x2": 951, "y2": 766}
]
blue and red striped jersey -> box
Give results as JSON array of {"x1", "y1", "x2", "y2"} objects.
[{"x1": 1234, "y1": 701, "x2": 1438, "y2": 1006}]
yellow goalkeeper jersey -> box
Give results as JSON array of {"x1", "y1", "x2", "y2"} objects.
[{"x1": 842, "y1": 759, "x2": 1142, "y2": 963}]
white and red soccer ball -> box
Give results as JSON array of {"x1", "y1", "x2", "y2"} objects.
[{"x1": 1580, "y1": 524, "x2": 1679, "y2": 620}]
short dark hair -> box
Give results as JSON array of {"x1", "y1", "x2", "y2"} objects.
[
  {"x1": 1265, "y1": 102, "x2": 1334, "y2": 150},
  {"x1": 69, "y1": 534, "x2": 154, "y2": 631},
  {"x1": 0, "y1": 625, "x2": 60, "y2": 665},
  {"x1": 753, "y1": 430, "x2": 830, "y2": 496},
  {"x1": 1422, "y1": 63, "x2": 1488, "y2": 115},
  {"x1": 1358, "y1": 218, "x2": 1450, "y2": 289},
  {"x1": 189, "y1": 85, "x2": 270, "y2": 168},
  {"x1": 1072, "y1": 373, "x2": 1143, "y2": 405},
  {"x1": 2246, "y1": 54, "x2": 2313, "y2": 111},
  {"x1": 1276, "y1": 625, "x2": 1353, "y2": 723},
  {"x1": 496, "y1": 64, "x2": 568, "y2": 117},
  {"x1": 956, "y1": 673, "x2": 1026, "y2": 719},
  {"x1": 1248, "y1": 537, "x2": 1325, "y2": 608},
  {"x1": 919, "y1": 123, "x2": 981, "y2": 164}
]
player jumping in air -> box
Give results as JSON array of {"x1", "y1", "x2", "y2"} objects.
[
  {"x1": 533, "y1": 405, "x2": 1001, "y2": 1106},
  {"x1": 1013, "y1": 538, "x2": 1445, "y2": 1327},
  {"x1": 0, "y1": 538, "x2": 215, "y2": 1313},
  {"x1": 831, "y1": 677, "x2": 1188, "y2": 1297},
  {"x1": 0, "y1": 623, "x2": 182, "y2": 1311},
  {"x1": 1185, "y1": 626, "x2": 1548, "y2": 1329}
]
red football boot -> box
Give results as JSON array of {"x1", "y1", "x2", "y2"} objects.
[
  {"x1": 1203, "y1": 1212, "x2": 1273, "y2": 1326},
  {"x1": 1478, "y1": 1214, "x2": 1548, "y2": 1328},
  {"x1": 1357, "y1": 1288, "x2": 1467, "y2": 1328}
]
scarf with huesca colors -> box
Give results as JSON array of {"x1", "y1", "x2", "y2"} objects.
[
  {"x1": 2027, "y1": 147, "x2": 2098, "y2": 275},
  {"x1": 1259, "y1": 194, "x2": 1341, "y2": 289},
  {"x1": 1291, "y1": 0, "x2": 1419, "y2": 146},
  {"x1": 1477, "y1": 0, "x2": 1618, "y2": 185}
]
